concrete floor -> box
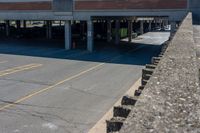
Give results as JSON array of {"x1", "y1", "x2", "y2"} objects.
[{"x1": 0, "y1": 32, "x2": 169, "y2": 133}]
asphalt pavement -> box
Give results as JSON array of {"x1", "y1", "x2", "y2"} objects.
[{"x1": 0, "y1": 32, "x2": 170, "y2": 133}]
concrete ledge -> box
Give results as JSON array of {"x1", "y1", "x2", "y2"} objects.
[{"x1": 120, "y1": 13, "x2": 200, "y2": 132}]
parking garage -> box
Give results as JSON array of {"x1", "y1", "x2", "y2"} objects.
[
  {"x1": 0, "y1": 17, "x2": 174, "y2": 52},
  {"x1": 0, "y1": 0, "x2": 188, "y2": 52},
  {"x1": 0, "y1": 0, "x2": 191, "y2": 133}
]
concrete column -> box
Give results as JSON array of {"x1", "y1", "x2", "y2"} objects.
[
  {"x1": 128, "y1": 20, "x2": 132, "y2": 43},
  {"x1": 59, "y1": 21, "x2": 62, "y2": 30},
  {"x1": 59, "y1": 21, "x2": 62, "y2": 27},
  {"x1": 162, "y1": 20, "x2": 165, "y2": 28},
  {"x1": 166, "y1": 20, "x2": 169, "y2": 26},
  {"x1": 46, "y1": 21, "x2": 49, "y2": 39},
  {"x1": 80, "y1": 21, "x2": 85, "y2": 40},
  {"x1": 87, "y1": 20, "x2": 93, "y2": 52},
  {"x1": 155, "y1": 20, "x2": 158, "y2": 27},
  {"x1": 64, "y1": 20, "x2": 72, "y2": 50},
  {"x1": 101, "y1": 20, "x2": 105, "y2": 31},
  {"x1": 148, "y1": 20, "x2": 152, "y2": 31},
  {"x1": 115, "y1": 20, "x2": 120, "y2": 45},
  {"x1": 48, "y1": 21, "x2": 52, "y2": 39},
  {"x1": 23, "y1": 20, "x2": 26, "y2": 29},
  {"x1": 46, "y1": 20, "x2": 52, "y2": 39},
  {"x1": 107, "y1": 20, "x2": 112, "y2": 42},
  {"x1": 16, "y1": 20, "x2": 21, "y2": 29},
  {"x1": 5, "y1": 20, "x2": 10, "y2": 37},
  {"x1": 140, "y1": 20, "x2": 144, "y2": 35},
  {"x1": 159, "y1": 20, "x2": 162, "y2": 28},
  {"x1": 170, "y1": 21, "x2": 176, "y2": 37}
]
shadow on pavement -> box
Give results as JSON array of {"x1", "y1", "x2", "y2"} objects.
[{"x1": 0, "y1": 38, "x2": 163, "y2": 66}]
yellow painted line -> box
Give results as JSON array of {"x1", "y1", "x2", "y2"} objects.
[
  {"x1": 0, "y1": 63, "x2": 105, "y2": 111},
  {"x1": 0, "y1": 45, "x2": 145, "y2": 111},
  {"x1": 0, "y1": 64, "x2": 42, "y2": 77},
  {"x1": 88, "y1": 78, "x2": 142, "y2": 133},
  {"x1": 0, "y1": 64, "x2": 38, "y2": 74},
  {"x1": 0, "y1": 61, "x2": 8, "y2": 64}
]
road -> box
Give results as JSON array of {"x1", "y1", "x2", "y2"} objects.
[{"x1": 0, "y1": 32, "x2": 169, "y2": 133}]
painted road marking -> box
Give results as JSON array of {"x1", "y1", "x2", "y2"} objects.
[
  {"x1": 0, "y1": 64, "x2": 38, "y2": 73},
  {"x1": 88, "y1": 78, "x2": 141, "y2": 133},
  {"x1": 0, "y1": 64, "x2": 42, "y2": 77},
  {"x1": 0, "y1": 63, "x2": 105, "y2": 111},
  {"x1": 0, "y1": 45, "x2": 145, "y2": 111}
]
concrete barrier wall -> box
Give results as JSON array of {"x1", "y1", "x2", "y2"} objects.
[
  {"x1": 75, "y1": 0, "x2": 187, "y2": 10},
  {"x1": 120, "y1": 13, "x2": 200, "y2": 132}
]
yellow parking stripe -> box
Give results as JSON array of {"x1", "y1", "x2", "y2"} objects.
[
  {"x1": 0, "y1": 64, "x2": 42, "y2": 77},
  {"x1": 0, "y1": 64, "x2": 37, "y2": 73},
  {"x1": 0, "y1": 45, "x2": 145, "y2": 111},
  {"x1": 0, "y1": 63, "x2": 105, "y2": 111}
]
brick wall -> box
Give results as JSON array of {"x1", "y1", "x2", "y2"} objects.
[
  {"x1": 0, "y1": 2, "x2": 52, "y2": 10},
  {"x1": 75, "y1": 0, "x2": 187, "y2": 10}
]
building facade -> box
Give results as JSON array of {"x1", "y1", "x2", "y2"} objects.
[{"x1": 0, "y1": 0, "x2": 197, "y2": 51}]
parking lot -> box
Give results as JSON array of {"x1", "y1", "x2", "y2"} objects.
[{"x1": 0, "y1": 32, "x2": 169, "y2": 133}]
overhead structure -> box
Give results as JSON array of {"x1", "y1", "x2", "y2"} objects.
[{"x1": 0, "y1": 0, "x2": 194, "y2": 51}]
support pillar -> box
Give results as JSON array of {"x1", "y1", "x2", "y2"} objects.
[
  {"x1": 80, "y1": 21, "x2": 85, "y2": 40},
  {"x1": 87, "y1": 20, "x2": 93, "y2": 52},
  {"x1": 115, "y1": 20, "x2": 120, "y2": 45},
  {"x1": 49, "y1": 21, "x2": 52, "y2": 39},
  {"x1": 140, "y1": 20, "x2": 144, "y2": 35},
  {"x1": 159, "y1": 20, "x2": 162, "y2": 28},
  {"x1": 59, "y1": 21, "x2": 62, "y2": 30},
  {"x1": 107, "y1": 20, "x2": 112, "y2": 42},
  {"x1": 59, "y1": 21, "x2": 62, "y2": 27},
  {"x1": 46, "y1": 21, "x2": 52, "y2": 39},
  {"x1": 16, "y1": 20, "x2": 21, "y2": 29},
  {"x1": 148, "y1": 20, "x2": 152, "y2": 32},
  {"x1": 23, "y1": 20, "x2": 26, "y2": 29},
  {"x1": 46, "y1": 21, "x2": 49, "y2": 39},
  {"x1": 128, "y1": 20, "x2": 132, "y2": 43},
  {"x1": 162, "y1": 20, "x2": 166, "y2": 29},
  {"x1": 64, "y1": 20, "x2": 72, "y2": 50},
  {"x1": 170, "y1": 21, "x2": 176, "y2": 34},
  {"x1": 5, "y1": 20, "x2": 10, "y2": 37},
  {"x1": 155, "y1": 20, "x2": 158, "y2": 28}
]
